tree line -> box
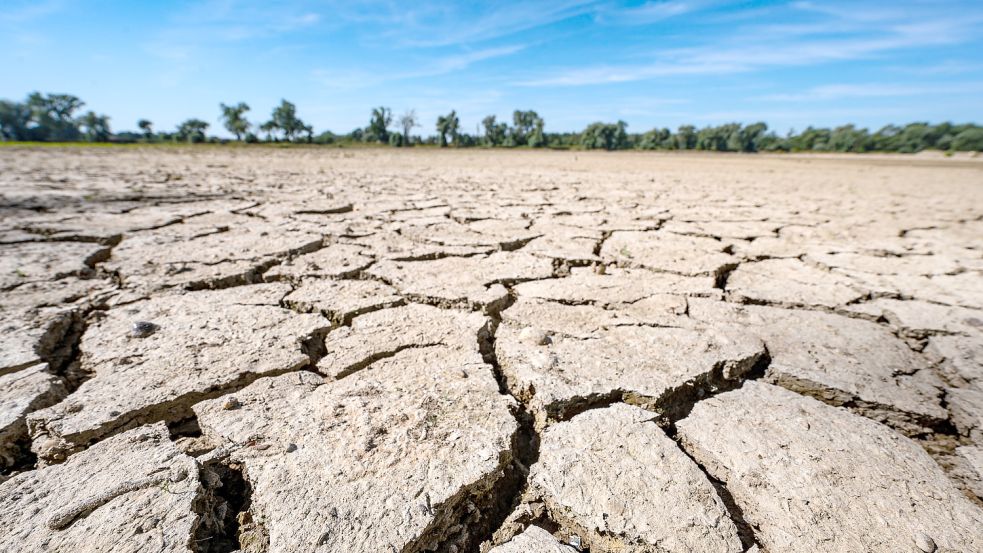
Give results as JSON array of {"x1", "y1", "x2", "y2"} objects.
[{"x1": 2, "y1": 91, "x2": 982, "y2": 153}]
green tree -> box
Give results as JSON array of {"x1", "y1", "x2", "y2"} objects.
[
  {"x1": 78, "y1": 111, "x2": 111, "y2": 142},
  {"x1": 25, "y1": 92, "x2": 85, "y2": 141},
  {"x1": 264, "y1": 100, "x2": 308, "y2": 141},
  {"x1": 510, "y1": 110, "x2": 545, "y2": 147},
  {"x1": 137, "y1": 119, "x2": 153, "y2": 141},
  {"x1": 367, "y1": 106, "x2": 392, "y2": 143},
  {"x1": 176, "y1": 119, "x2": 209, "y2": 143},
  {"x1": 436, "y1": 110, "x2": 460, "y2": 147},
  {"x1": 952, "y1": 128, "x2": 983, "y2": 151},
  {"x1": 482, "y1": 115, "x2": 508, "y2": 146},
  {"x1": 580, "y1": 121, "x2": 628, "y2": 150},
  {"x1": 639, "y1": 127, "x2": 672, "y2": 150},
  {"x1": 0, "y1": 100, "x2": 31, "y2": 141},
  {"x1": 219, "y1": 102, "x2": 251, "y2": 140},
  {"x1": 398, "y1": 110, "x2": 418, "y2": 146},
  {"x1": 675, "y1": 125, "x2": 697, "y2": 149}
]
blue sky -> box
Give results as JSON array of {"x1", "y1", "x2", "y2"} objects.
[{"x1": 2, "y1": 0, "x2": 982, "y2": 136}]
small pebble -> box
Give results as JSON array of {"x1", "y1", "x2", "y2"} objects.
[
  {"x1": 914, "y1": 532, "x2": 936, "y2": 553},
  {"x1": 222, "y1": 396, "x2": 241, "y2": 410},
  {"x1": 130, "y1": 321, "x2": 158, "y2": 338},
  {"x1": 285, "y1": 443, "x2": 297, "y2": 453},
  {"x1": 519, "y1": 327, "x2": 550, "y2": 346}
]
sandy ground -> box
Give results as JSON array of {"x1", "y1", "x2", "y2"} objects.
[{"x1": 1, "y1": 146, "x2": 982, "y2": 552}]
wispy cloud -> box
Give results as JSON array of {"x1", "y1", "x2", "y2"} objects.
[
  {"x1": 312, "y1": 44, "x2": 526, "y2": 89},
  {"x1": 330, "y1": 0, "x2": 602, "y2": 47},
  {"x1": 595, "y1": 0, "x2": 713, "y2": 25},
  {"x1": 518, "y1": 6, "x2": 983, "y2": 86},
  {"x1": 760, "y1": 82, "x2": 983, "y2": 102}
]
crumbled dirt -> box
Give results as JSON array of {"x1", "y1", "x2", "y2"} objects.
[{"x1": 1, "y1": 147, "x2": 982, "y2": 551}]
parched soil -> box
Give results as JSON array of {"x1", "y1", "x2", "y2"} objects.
[{"x1": 1, "y1": 146, "x2": 982, "y2": 552}]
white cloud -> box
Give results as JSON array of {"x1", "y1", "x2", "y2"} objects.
[
  {"x1": 761, "y1": 82, "x2": 983, "y2": 102},
  {"x1": 517, "y1": 6, "x2": 982, "y2": 87}
]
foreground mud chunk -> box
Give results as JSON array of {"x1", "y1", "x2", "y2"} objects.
[
  {"x1": 0, "y1": 423, "x2": 202, "y2": 552},
  {"x1": 529, "y1": 403, "x2": 742, "y2": 552},
  {"x1": 27, "y1": 283, "x2": 329, "y2": 462},
  {"x1": 487, "y1": 526, "x2": 577, "y2": 553},
  {"x1": 677, "y1": 381, "x2": 983, "y2": 552},
  {"x1": 317, "y1": 303, "x2": 488, "y2": 379},
  {"x1": 0, "y1": 241, "x2": 110, "y2": 290},
  {"x1": 601, "y1": 230, "x2": 737, "y2": 276},
  {"x1": 0, "y1": 364, "x2": 66, "y2": 469},
  {"x1": 106, "y1": 214, "x2": 323, "y2": 290},
  {"x1": 496, "y1": 300, "x2": 765, "y2": 427},
  {"x1": 367, "y1": 251, "x2": 554, "y2": 310},
  {"x1": 726, "y1": 258, "x2": 868, "y2": 308},
  {"x1": 283, "y1": 278, "x2": 404, "y2": 325},
  {"x1": 194, "y1": 347, "x2": 518, "y2": 553},
  {"x1": 688, "y1": 298, "x2": 946, "y2": 435}
]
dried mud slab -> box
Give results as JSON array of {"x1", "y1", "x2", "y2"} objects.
[
  {"x1": 847, "y1": 298, "x2": 983, "y2": 340},
  {"x1": 926, "y1": 334, "x2": 983, "y2": 388},
  {"x1": 487, "y1": 526, "x2": 577, "y2": 553},
  {"x1": 688, "y1": 298, "x2": 946, "y2": 434},
  {"x1": 677, "y1": 382, "x2": 983, "y2": 552},
  {"x1": 106, "y1": 215, "x2": 324, "y2": 291},
  {"x1": 0, "y1": 423, "x2": 202, "y2": 552},
  {"x1": 283, "y1": 278, "x2": 404, "y2": 325},
  {"x1": 0, "y1": 364, "x2": 66, "y2": 469},
  {"x1": 529, "y1": 403, "x2": 742, "y2": 552},
  {"x1": 501, "y1": 296, "x2": 688, "y2": 338},
  {"x1": 952, "y1": 446, "x2": 983, "y2": 501},
  {"x1": 513, "y1": 267, "x2": 717, "y2": 306},
  {"x1": 601, "y1": 230, "x2": 737, "y2": 276},
  {"x1": 0, "y1": 278, "x2": 110, "y2": 374},
  {"x1": 726, "y1": 258, "x2": 868, "y2": 308},
  {"x1": 194, "y1": 347, "x2": 517, "y2": 553},
  {"x1": 496, "y1": 300, "x2": 765, "y2": 427},
  {"x1": 263, "y1": 243, "x2": 373, "y2": 281},
  {"x1": 367, "y1": 251, "x2": 554, "y2": 310},
  {"x1": 317, "y1": 303, "x2": 488, "y2": 379},
  {"x1": 27, "y1": 283, "x2": 329, "y2": 462},
  {"x1": 0, "y1": 241, "x2": 109, "y2": 290}
]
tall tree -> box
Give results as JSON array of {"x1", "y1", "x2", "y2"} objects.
[
  {"x1": 482, "y1": 115, "x2": 507, "y2": 146},
  {"x1": 78, "y1": 111, "x2": 112, "y2": 142},
  {"x1": 367, "y1": 106, "x2": 393, "y2": 143},
  {"x1": 26, "y1": 92, "x2": 84, "y2": 141},
  {"x1": 0, "y1": 100, "x2": 31, "y2": 141},
  {"x1": 510, "y1": 110, "x2": 545, "y2": 147},
  {"x1": 436, "y1": 110, "x2": 460, "y2": 147},
  {"x1": 265, "y1": 100, "x2": 308, "y2": 141},
  {"x1": 398, "y1": 109, "x2": 418, "y2": 145},
  {"x1": 219, "y1": 102, "x2": 251, "y2": 140},
  {"x1": 176, "y1": 119, "x2": 209, "y2": 143},
  {"x1": 137, "y1": 119, "x2": 153, "y2": 140}
]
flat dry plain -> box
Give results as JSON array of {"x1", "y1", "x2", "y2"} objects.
[{"x1": 1, "y1": 146, "x2": 982, "y2": 553}]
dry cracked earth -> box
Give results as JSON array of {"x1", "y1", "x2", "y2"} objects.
[{"x1": 1, "y1": 146, "x2": 982, "y2": 553}]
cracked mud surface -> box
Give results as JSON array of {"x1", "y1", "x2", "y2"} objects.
[{"x1": 1, "y1": 147, "x2": 982, "y2": 552}]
